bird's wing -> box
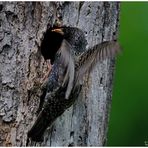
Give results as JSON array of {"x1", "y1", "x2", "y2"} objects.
[
  {"x1": 57, "y1": 39, "x2": 75, "y2": 99},
  {"x1": 75, "y1": 41, "x2": 121, "y2": 85}
]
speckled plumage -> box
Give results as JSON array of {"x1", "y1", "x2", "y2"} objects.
[
  {"x1": 27, "y1": 26, "x2": 120, "y2": 142},
  {"x1": 61, "y1": 26, "x2": 87, "y2": 55}
]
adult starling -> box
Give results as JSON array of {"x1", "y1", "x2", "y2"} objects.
[{"x1": 27, "y1": 27, "x2": 120, "y2": 142}]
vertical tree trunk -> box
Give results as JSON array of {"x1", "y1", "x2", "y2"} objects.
[{"x1": 0, "y1": 2, "x2": 120, "y2": 146}]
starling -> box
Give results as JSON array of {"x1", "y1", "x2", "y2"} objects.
[{"x1": 27, "y1": 26, "x2": 120, "y2": 142}]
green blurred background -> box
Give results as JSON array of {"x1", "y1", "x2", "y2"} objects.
[{"x1": 107, "y1": 2, "x2": 148, "y2": 146}]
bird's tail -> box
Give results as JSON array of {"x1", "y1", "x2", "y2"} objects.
[
  {"x1": 27, "y1": 87, "x2": 69, "y2": 143},
  {"x1": 74, "y1": 41, "x2": 121, "y2": 85},
  {"x1": 27, "y1": 110, "x2": 52, "y2": 142}
]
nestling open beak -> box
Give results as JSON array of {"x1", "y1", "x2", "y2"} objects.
[{"x1": 51, "y1": 28, "x2": 64, "y2": 35}]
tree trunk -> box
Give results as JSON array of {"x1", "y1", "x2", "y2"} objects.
[{"x1": 0, "y1": 2, "x2": 120, "y2": 146}]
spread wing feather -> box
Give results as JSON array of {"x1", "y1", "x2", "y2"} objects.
[{"x1": 75, "y1": 41, "x2": 121, "y2": 85}]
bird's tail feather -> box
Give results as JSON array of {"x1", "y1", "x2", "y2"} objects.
[{"x1": 27, "y1": 111, "x2": 52, "y2": 142}]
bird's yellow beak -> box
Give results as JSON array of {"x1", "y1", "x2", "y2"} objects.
[{"x1": 51, "y1": 29, "x2": 64, "y2": 35}]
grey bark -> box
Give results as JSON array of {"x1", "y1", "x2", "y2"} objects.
[{"x1": 0, "y1": 2, "x2": 120, "y2": 146}]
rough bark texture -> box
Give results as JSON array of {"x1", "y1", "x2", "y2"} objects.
[{"x1": 0, "y1": 2, "x2": 120, "y2": 146}]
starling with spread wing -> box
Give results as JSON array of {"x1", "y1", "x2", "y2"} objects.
[{"x1": 27, "y1": 26, "x2": 120, "y2": 142}]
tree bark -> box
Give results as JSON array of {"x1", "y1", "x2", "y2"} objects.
[{"x1": 0, "y1": 2, "x2": 120, "y2": 146}]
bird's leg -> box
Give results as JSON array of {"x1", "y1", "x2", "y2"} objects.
[{"x1": 42, "y1": 59, "x2": 52, "y2": 81}]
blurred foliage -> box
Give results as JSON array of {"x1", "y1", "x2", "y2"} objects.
[{"x1": 107, "y1": 2, "x2": 148, "y2": 146}]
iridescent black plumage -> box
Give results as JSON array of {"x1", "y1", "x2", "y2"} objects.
[{"x1": 27, "y1": 26, "x2": 120, "y2": 142}]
